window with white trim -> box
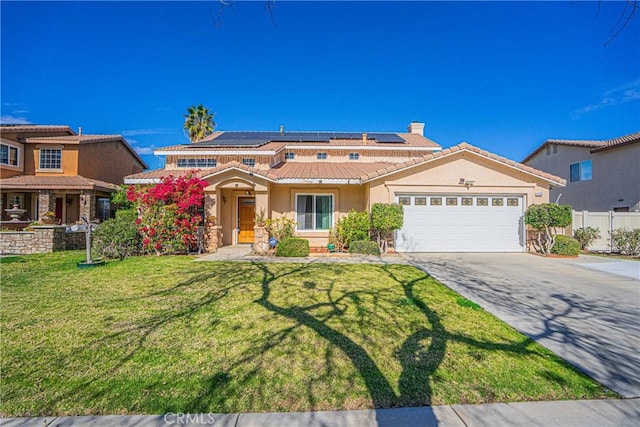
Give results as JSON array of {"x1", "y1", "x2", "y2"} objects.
[
  {"x1": 316, "y1": 152, "x2": 327, "y2": 160},
  {"x1": 176, "y1": 158, "x2": 217, "y2": 168},
  {"x1": 242, "y1": 158, "x2": 255, "y2": 167},
  {"x1": 570, "y1": 160, "x2": 592, "y2": 182},
  {"x1": 284, "y1": 152, "x2": 295, "y2": 160},
  {"x1": 1, "y1": 143, "x2": 19, "y2": 166},
  {"x1": 348, "y1": 152, "x2": 360, "y2": 160},
  {"x1": 39, "y1": 148, "x2": 62, "y2": 169},
  {"x1": 296, "y1": 194, "x2": 333, "y2": 231}
]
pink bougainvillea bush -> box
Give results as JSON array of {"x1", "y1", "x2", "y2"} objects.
[{"x1": 127, "y1": 172, "x2": 207, "y2": 255}]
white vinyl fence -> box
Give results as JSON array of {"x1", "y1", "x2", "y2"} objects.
[{"x1": 571, "y1": 210, "x2": 640, "y2": 252}]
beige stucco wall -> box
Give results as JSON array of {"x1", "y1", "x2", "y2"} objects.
[
  {"x1": 524, "y1": 143, "x2": 639, "y2": 211},
  {"x1": 368, "y1": 153, "x2": 551, "y2": 207},
  {"x1": 269, "y1": 184, "x2": 367, "y2": 247}
]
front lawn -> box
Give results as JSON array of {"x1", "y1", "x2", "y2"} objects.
[{"x1": 0, "y1": 252, "x2": 616, "y2": 416}]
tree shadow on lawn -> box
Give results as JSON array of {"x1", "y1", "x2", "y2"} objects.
[{"x1": 33, "y1": 261, "x2": 602, "y2": 415}]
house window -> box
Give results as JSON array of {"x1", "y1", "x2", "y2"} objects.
[
  {"x1": 284, "y1": 152, "x2": 295, "y2": 160},
  {"x1": 553, "y1": 144, "x2": 558, "y2": 154},
  {"x1": 398, "y1": 197, "x2": 411, "y2": 206},
  {"x1": 415, "y1": 197, "x2": 427, "y2": 206},
  {"x1": 492, "y1": 198, "x2": 504, "y2": 206},
  {"x1": 348, "y1": 153, "x2": 360, "y2": 161},
  {"x1": 546, "y1": 145, "x2": 551, "y2": 155},
  {"x1": 446, "y1": 197, "x2": 458, "y2": 206},
  {"x1": 8, "y1": 194, "x2": 23, "y2": 208},
  {"x1": 570, "y1": 160, "x2": 592, "y2": 182},
  {"x1": 177, "y1": 158, "x2": 217, "y2": 168},
  {"x1": 461, "y1": 197, "x2": 473, "y2": 206},
  {"x1": 317, "y1": 152, "x2": 327, "y2": 160},
  {"x1": 296, "y1": 194, "x2": 333, "y2": 231},
  {"x1": 1, "y1": 144, "x2": 19, "y2": 166},
  {"x1": 97, "y1": 198, "x2": 111, "y2": 221},
  {"x1": 507, "y1": 198, "x2": 519, "y2": 206},
  {"x1": 39, "y1": 148, "x2": 62, "y2": 169},
  {"x1": 477, "y1": 197, "x2": 488, "y2": 206},
  {"x1": 242, "y1": 158, "x2": 256, "y2": 167}
]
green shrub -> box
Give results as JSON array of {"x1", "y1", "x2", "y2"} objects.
[
  {"x1": 550, "y1": 235, "x2": 580, "y2": 256},
  {"x1": 573, "y1": 226, "x2": 601, "y2": 250},
  {"x1": 370, "y1": 203, "x2": 404, "y2": 253},
  {"x1": 348, "y1": 240, "x2": 380, "y2": 255},
  {"x1": 336, "y1": 210, "x2": 371, "y2": 248},
  {"x1": 92, "y1": 210, "x2": 143, "y2": 259},
  {"x1": 275, "y1": 238, "x2": 310, "y2": 257},
  {"x1": 610, "y1": 228, "x2": 640, "y2": 256},
  {"x1": 265, "y1": 216, "x2": 296, "y2": 242},
  {"x1": 524, "y1": 203, "x2": 572, "y2": 254}
]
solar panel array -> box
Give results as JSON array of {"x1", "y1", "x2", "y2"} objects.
[{"x1": 193, "y1": 131, "x2": 406, "y2": 147}]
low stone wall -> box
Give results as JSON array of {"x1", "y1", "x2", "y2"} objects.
[{"x1": 0, "y1": 226, "x2": 87, "y2": 255}]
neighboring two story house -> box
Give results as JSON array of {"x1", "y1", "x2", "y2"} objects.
[
  {"x1": 0, "y1": 124, "x2": 147, "y2": 224},
  {"x1": 522, "y1": 132, "x2": 640, "y2": 212},
  {"x1": 125, "y1": 122, "x2": 565, "y2": 253}
]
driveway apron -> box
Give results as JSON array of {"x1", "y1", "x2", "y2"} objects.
[{"x1": 402, "y1": 253, "x2": 640, "y2": 398}]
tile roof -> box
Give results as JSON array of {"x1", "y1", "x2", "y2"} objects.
[
  {"x1": 0, "y1": 124, "x2": 75, "y2": 134},
  {"x1": 522, "y1": 131, "x2": 640, "y2": 162},
  {"x1": 125, "y1": 142, "x2": 565, "y2": 187},
  {"x1": 0, "y1": 175, "x2": 119, "y2": 191},
  {"x1": 268, "y1": 161, "x2": 393, "y2": 180},
  {"x1": 590, "y1": 131, "x2": 640, "y2": 153},
  {"x1": 359, "y1": 142, "x2": 565, "y2": 186}
]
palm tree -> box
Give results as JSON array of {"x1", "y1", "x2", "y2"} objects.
[{"x1": 183, "y1": 104, "x2": 215, "y2": 142}]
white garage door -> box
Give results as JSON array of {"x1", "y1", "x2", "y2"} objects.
[{"x1": 395, "y1": 195, "x2": 525, "y2": 252}]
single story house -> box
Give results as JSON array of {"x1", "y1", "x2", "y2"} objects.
[{"x1": 125, "y1": 122, "x2": 565, "y2": 252}]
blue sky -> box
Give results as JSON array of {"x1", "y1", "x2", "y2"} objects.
[{"x1": 2, "y1": 1, "x2": 639, "y2": 169}]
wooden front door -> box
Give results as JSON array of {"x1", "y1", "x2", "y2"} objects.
[{"x1": 238, "y1": 197, "x2": 255, "y2": 244}]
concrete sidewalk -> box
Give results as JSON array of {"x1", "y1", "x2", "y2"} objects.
[{"x1": 2, "y1": 398, "x2": 639, "y2": 426}]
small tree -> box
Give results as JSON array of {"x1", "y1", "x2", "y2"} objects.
[
  {"x1": 370, "y1": 203, "x2": 404, "y2": 253},
  {"x1": 127, "y1": 173, "x2": 207, "y2": 256},
  {"x1": 524, "y1": 203, "x2": 572, "y2": 255},
  {"x1": 264, "y1": 215, "x2": 296, "y2": 243},
  {"x1": 336, "y1": 209, "x2": 371, "y2": 249}
]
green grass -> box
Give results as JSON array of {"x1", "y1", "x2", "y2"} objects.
[{"x1": 1, "y1": 251, "x2": 617, "y2": 416}]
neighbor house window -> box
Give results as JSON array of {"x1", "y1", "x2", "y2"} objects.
[
  {"x1": 177, "y1": 158, "x2": 217, "y2": 168},
  {"x1": 348, "y1": 153, "x2": 360, "y2": 160},
  {"x1": 39, "y1": 148, "x2": 62, "y2": 169},
  {"x1": 1, "y1": 144, "x2": 19, "y2": 166},
  {"x1": 317, "y1": 152, "x2": 327, "y2": 160},
  {"x1": 296, "y1": 194, "x2": 333, "y2": 231},
  {"x1": 284, "y1": 152, "x2": 295, "y2": 160},
  {"x1": 242, "y1": 158, "x2": 255, "y2": 167},
  {"x1": 97, "y1": 198, "x2": 111, "y2": 221},
  {"x1": 570, "y1": 160, "x2": 592, "y2": 182}
]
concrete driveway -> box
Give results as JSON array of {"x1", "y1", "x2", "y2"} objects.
[{"x1": 401, "y1": 253, "x2": 640, "y2": 398}]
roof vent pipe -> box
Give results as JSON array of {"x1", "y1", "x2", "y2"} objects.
[
  {"x1": 279, "y1": 124, "x2": 284, "y2": 134},
  {"x1": 362, "y1": 133, "x2": 367, "y2": 143},
  {"x1": 78, "y1": 126, "x2": 82, "y2": 136}
]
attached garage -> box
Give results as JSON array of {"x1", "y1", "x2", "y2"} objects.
[{"x1": 395, "y1": 194, "x2": 525, "y2": 252}]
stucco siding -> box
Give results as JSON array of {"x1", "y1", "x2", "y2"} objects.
[{"x1": 525, "y1": 143, "x2": 639, "y2": 211}]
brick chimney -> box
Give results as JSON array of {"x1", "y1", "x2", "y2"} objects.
[{"x1": 408, "y1": 121, "x2": 425, "y2": 136}]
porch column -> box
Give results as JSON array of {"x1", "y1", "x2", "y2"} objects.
[
  {"x1": 204, "y1": 191, "x2": 222, "y2": 252},
  {"x1": 79, "y1": 190, "x2": 96, "y2": 221},
  {"x1": 37, "y1": 190, "x2": 55, "y2": 220}
]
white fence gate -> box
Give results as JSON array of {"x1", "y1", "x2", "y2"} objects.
[{"x1": 571, "y1": 210, "x2": 640, "y2": 252}]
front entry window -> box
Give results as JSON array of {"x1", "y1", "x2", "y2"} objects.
[{"x1": 296, "y1": 194, "x2": 333, "y2": 230}]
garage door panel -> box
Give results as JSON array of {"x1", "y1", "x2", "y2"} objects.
[{"x1": 395, "y1": 195, "x2": 524, "y2": 252}]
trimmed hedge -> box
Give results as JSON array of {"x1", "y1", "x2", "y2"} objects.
[
  {"x1": 275, "y1": 238, "x2": 310, "y2": 257},
  {"x1": 348, "y1": 240, "x2": 380, "y2": 255},
  {"x1": 551, "y1": 235, "x2": 580, "y2": 256}
]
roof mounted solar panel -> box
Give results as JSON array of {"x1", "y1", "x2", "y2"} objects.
[{"x1": 192, "y1": 131, "x2": 406, "y2": 147}]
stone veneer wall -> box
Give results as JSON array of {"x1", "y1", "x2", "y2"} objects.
[{"x1": 0, "y1": 226, "x2": 86, "y2": 255}]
